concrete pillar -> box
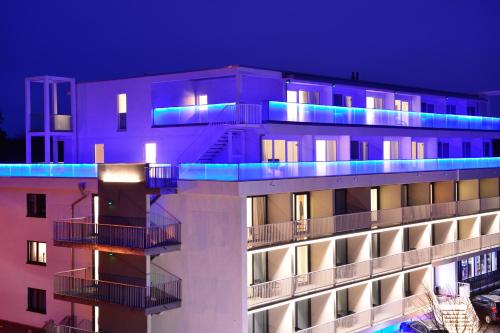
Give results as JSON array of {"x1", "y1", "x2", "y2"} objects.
[
  {"x1": 43, "y1": 78, "x2": 51, "y2": 163},
  {"x1": 25, "y1": 78, "x2": 31, "y2": 163}
]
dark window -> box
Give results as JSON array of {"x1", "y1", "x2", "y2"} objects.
[
  {"x1": 27, "y1": 194, "x2": 46, "y2": 218},
  {"x1": 295, "y1": 299, "x2": 311, "y2": 330},
  {"x1": 483, "y1": 142, "x2": 491, "y2": 157},
  {"x1": 422, "y1": 102, "x2": 434, "y2": 113},
  {"x1": 467, "y1": 106, "x2": 476, "y2": 116},
  {"x1": 438, "y1": 142, "x2": 450, "y2": 158},
  {"x1": 27, "y1": 288, "x2": 46, "y2": 314},
  {"x1": 249, "y1": 311, "x2": 268, "y2": 333},
  {"x1": 118, "y1": 113, "x2": 127, "y2": 130},
  {"x1": 350, "y1": 141, "x2": 360, "y2": 160},
  {"x1": 463, "y1": 142, "x2": 471, "y2": 158},
  {"x1": 446, "y1": 104, "x2": 456, "y2": 115},
  {"x1": 57, "y1": 141, "x2": 64, "y2": 163},
  {"x1": 27, "y1": 241, "x2": 46, "y2": 265},
  {"x1": 333, "y1": 94, "x2": 344, "y2": 106}
]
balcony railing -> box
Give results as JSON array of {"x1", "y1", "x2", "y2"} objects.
[
  {"x1": 179, "y1": 158, "x2": 500, "y2": 182},
  {"x1": 54, "y1": 268, "x2": 181, "y2": 314},
  {"x1": 296, "y1": 294, "x2": 429, "y2": 333},
  {"x1": 371, "y1": 253, "x2": 403, "y2": 276},
  {"x1": 266, "y1": 101, "x2": 500, "y2": 131},
  {"x1": 145, "y1": 164, "x2": 178, "y2": 189},
  {"x1": 247, "y1": 198, "x2": 500, "y2": 249},
  {"x1": 51, "y1": 114, "x2": 72, "y2": 131},
  {"x1": 54, "y1": 215, "x2": 181, "y2": 254},
  {"x1": 152, "y1": 103, "x2": 262, "y2": 126},
  {"x1": 51, "y1": 326, "x2": 96, "y2": 333},
  {"x1": 247, "y1": 232, "x2": 500, "y2": 308},
  {"x1": 403, "y1": 247, "x2": 431, "y2": 268},
  {"x1": 0, "y1": 164, "x2": 97, "y2": 178}
]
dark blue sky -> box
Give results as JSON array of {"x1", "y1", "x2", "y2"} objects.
[{"x1": 1, "y1": 0, "x2": 500, "y2": 137}]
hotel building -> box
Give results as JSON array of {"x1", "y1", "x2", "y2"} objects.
[{"x1": 1, "y1": 66, "x2": 500, "y2": 332}]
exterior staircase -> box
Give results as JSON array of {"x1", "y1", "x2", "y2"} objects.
[
  {"x1": 431, "y1": 283, "x2": 481, "y2": 333},
  {"x1": 197, "y1": 128, "x2": 245, "y2": 163}
]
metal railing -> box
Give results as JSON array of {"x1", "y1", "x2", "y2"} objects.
[
  {"x1": 54, "y1": 216, "x2": 181, "y2": 250},
  {"x1": 247, "y1": 198, "x2": 500, "y2": 249},
  {"x1": 247, "y1": 232, "x2": 500, "y2": 308},
  {"x1": 296, "y1": 294, "x2": 429, "y2": 333},
  {"x1": 403, "y1": 247, "x2": 431, "y2": 268},
  {"x1": 371, "y1": 253, "x2": 403, "y2": 276},
  {"x1": 145, "y1": 164, "x2": 178, "y2": 189},
  {"x1": 51, "y1": 326, "x2": 97, "y2": 333},
  {"x1": 54, "y1": 268, "x2": 181, "y2": 309}
]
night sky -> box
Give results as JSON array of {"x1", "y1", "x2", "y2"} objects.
[{"x1": 1, "y1": 0, "x2": 500, "y2": 137}]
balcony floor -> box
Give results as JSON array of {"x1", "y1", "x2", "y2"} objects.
[{"x1": 54, "y1": 240, "x2": 181, "y2": 256}]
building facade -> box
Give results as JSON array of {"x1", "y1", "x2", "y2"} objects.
[{"x1": 0, "y1": 66, "x2": 499, "y2": 332}]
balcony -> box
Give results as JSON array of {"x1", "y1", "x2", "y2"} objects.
[
  {"x1": 152, "y1": 103, "x2": 262, "y2": 126},
  {"x1": 266, "y1": 101, "x2": 500, "y2": 131},
  {"x1": 179, "y1": 158, "x2": 500, "y2": 182},
  {"x1": 247, "y1": 232, "x2": 500, "y2": 308},
  {"x1": 296, "y1": 294, "x2": 429, "y2": 333},
  {"x1": 247, "y1": 198, "x2": 500, "y2": 249},
  {"x1": 51, "y1": 114, "x2": 72, "y2": 131},
  {"x1": 53, "y1": 215, "x2": 181, "y2": 256},
  {"x1": 145, "y1": 164, "x2": 178, "y2": 191},
  {"x1": 54, "y1": 268, "x2": 181, "y2": 314},
  {"x1": 0, "y1": 164, "x2": 97, "y2": 178}
]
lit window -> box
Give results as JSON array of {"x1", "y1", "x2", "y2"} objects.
[
  {"x1": 27, "y1": 241, "x2": 46, "y2": 265},
  {"x1": 262, "y1": 139, "x2": 298, "y2": 162},
  {"x1": 27, "y1": 194, "x2": 46, "y2": 218},
  {"x1": 315, "y1": 140, "x2": 337, "y2": 162},
  {"x1": 94, "y1": 144, "x2": 105, "y2": 164},
  {"x1": 345, "y1": 96, "x2": 353, "y2": 107},
  {"x1": 117, "y1": 93, "x2": 127, "y2": 130},
  {"x1": 395, "y1": 100, "x2": 401, "y2": 111},
  {"x1": 198, "y1": 94, "x2": 208, "y2": 106},
  {"x1": 298, "y1": 91, "x2": 308, "y2": 104},
  {"x1": 287, "y1": 90, "x2": 298, "y2": 103},
  {"x1": 145, "y1": 143, "x2": 157, "y2": 164},
  {"x1": 366, "y1": 97, "x2": 375, "y2": 109}
]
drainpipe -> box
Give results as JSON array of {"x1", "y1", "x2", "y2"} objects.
[{"x1": 70, "y1": 183, "x2": 89, "y2": 324}]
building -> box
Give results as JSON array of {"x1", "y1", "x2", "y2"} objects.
[{"x1": 0, "y1": 65, "x2": 499, "y2": 332}]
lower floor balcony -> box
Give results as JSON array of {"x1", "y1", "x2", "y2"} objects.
[
  {"x1": 53, "y1": 216, "x2": 181, "y2": 255},
  {"x1": 54, "y1": 268, "x2": 181, "y2": 315},
  {"x1": 248, "y1": 232, "x2": 500, "y2": 308},
  {"x1": 295, "y1": 294, "x2": 429, "y2": 333}
]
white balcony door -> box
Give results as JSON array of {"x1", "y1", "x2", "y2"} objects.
[
  {"x1": 262, "y1": 139, "x2": 299, "y2": 162},
  {"x1": 315, "y1": 139, "x2": 337, "y2": 162},
  {"x1": 412, "y1": 142, "x2": 425, "y2": 159},
  {"x1": 384, "y1": 140, "x2": 399, "y2": 160}
]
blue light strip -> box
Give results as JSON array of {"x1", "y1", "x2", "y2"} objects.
[
  {"x1": 152, "y1": 103, "x2": 236, "y2": 126},
  {"x1": 268, "y1": 101, "x2": 500, "y2": 130},
  {"x1": 0, "y1": 164, "x2": 97, "y2": 178},
  {"x1": 179, "y1": 158, "x2": 500, "y2": 181}
]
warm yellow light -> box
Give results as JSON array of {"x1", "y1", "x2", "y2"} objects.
[
  {"x1": 100, "y1": 171, "x2": 142, "y2": 183},
  {"x1": 117, "y1": 93, "x2": 127, "y2": 114},
  {"x1": 145, "y1": 143, "x2": 157, "y2": 164}
]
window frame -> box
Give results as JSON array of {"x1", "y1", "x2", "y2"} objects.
[
  {"x1": 27, "y1": 240, "x2": 47, "y2": 266},
  {"x1": 26, "y1": 193, "x2": 46, "y2": 218},
  {"x1": 27, "y1": 287, "x2": 46, "y2": 314},
  {"x1": 117, "y1": 93, "x2": 127, "y2": 131}
]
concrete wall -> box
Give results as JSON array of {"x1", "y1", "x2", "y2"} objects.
[
  {"x1": 408, "y1": 183, "x2": 430, "y2": 206},
  {"x1": 379, "y1": 230, "x2": 401, "y2": 256},
  {"x1": 311, "y1": 190, "x2": 333, "y2": 218},
  {"x1": 434, "y1": 181, "x2": 454, "y2": 203},
  {"x1": 268, "y1": 248, "x2": 292, "y2": 280},
  {"x1": 268, "y1": 303, "x2": 293, "y2": 333},
  {"x1": 457, "y1": 217, "x2": 479, "y2": 239},
  {"x1": 380, "y1": 275, "x2": 402, "y2": 303},
  {"x1": 480, "y1": 178, "x2": 499, "y2": 198},
  {"x1": 311, "y1": 241, "x2": 334, "y2": 271},
  {"x1": 409, "y1": 225, "x2": 431, "y2": 249},
  {"x1": 311, "y1": 292, "x2": 335, "y2": 326},
  {"x1": 268, "y1": 193, "x2": 291, "y2": 223},
  {"x1": 348, "y1": 283, "x2": 371, "y2": 312},
  {"x1": 150, "y1": 183, "x2": 247, "y2": 333},
  {"x1": 458, "y1": 179, "x2": 479, "y2": 200},
  {"x1": 481, "y1": 214, "x2": 500, "y2": 234},
  {"x1": 348, "y1": 235, "x2": 370, "y2": 262},
  {"x1": 409, "y1": 267, "x2": 431, "y2": 294},
  {"x1": 433, "y1": 221, "x2": 455, "y2": 244},
  {"x1": 379, "y1": 185, "x2": 401, "y2": 209},
  {"x1": 0, "y1": 177, "x2": 96, "y2": 328},
  {"x1": 346, "y1": 187, "x2": 370, "y2": 213}
]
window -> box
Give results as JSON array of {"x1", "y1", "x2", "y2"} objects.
[
  {"x1": 248, "y1": 311, "x2": 268, "y2": 333},
  {"x1": 27, "y1": 288, "x2": 46, "y2": 314},
  {"x1": 117, "y1": 93, "x2": 127, "y2": 130},
  {"x1": 463, "y1": 142, "x2": 471, "y2": 158},
  {"x1": 467, "y1": 106, "x2": 476, "y2": 116},
  {"x1": 383, "y1": 140, "x2": 399, "y2": 160},
  {"x1": 412, "y1": 141, "x2": 425, "y2": 159},
  {"x1": 261, "y1": 139, "x2": 298, "y2": 162},
  {"x1": 145, "y1": 143, "x2": 157, "y2": 164},
  {"x1": 345, "y1": 96, "x2": 353, "y2": 107},
  {"x1": 350, "y1": 141, "x2": 369, "y2": 160},
  {"x1": 421, "y1": 102, "x2": 435, "y2": 113},
  {"x1": 94, "y1": 144, "x2": 105, "y2": 163},
  {"x1": 315, "y1": 139, "x2": 337, "y2": 161},
  {"x1": 395, "y1": 99, "x2": 410, "y2": 111},
  {"x1": 27, "y1": 241, "x2": 46, "y2": 265},
  {"x1": 366, "y1": 96, "x2": 383, "y2": 109},
  {"x1": 446, "y1": 104, "x2": 456, "y2": 115},
  {"x1": 298, "y1": 90, "x2": 319, "y2": 104},
  {"x1": 287, "y1": 90, "x2": 298, "y2": 103},
  {"x1": 197, "y1": 94, "x2": 208, "y2": 111},
  {"x1": 483, "y1": 142, "x2": 491, "y2": 157},
  {"x1": 333, "y1": 94, "x2": 343, "y2": 106},
  {"x1": 438, "y1": 142, "x2": 450, "y2": 158},
  {"x1": 27, "y1": 194, "x2": 46, "y2": 218}
]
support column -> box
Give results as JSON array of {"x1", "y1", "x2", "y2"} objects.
[
  {"x1": 70, "y1": 78, "x2": 77, "y2": 163},
  {"x1": 25, "y1": 79, "x2": 32, "y2": 163},
  {"x1": 43, "y1": 78, "x2": 51, "y2": 163}
]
